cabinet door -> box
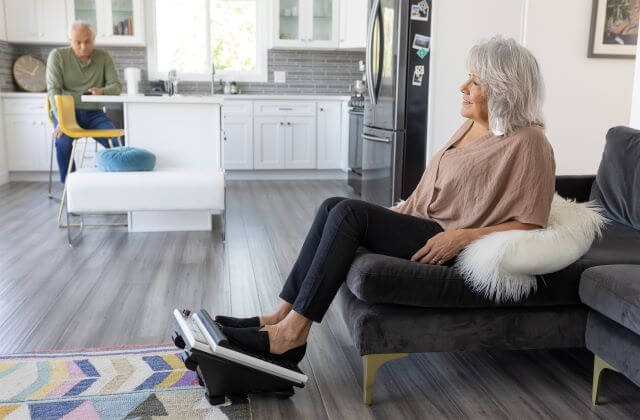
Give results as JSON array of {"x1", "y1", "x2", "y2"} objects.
[
  {"x1": 316, "y1": 102, "x2": 342, "y2": 169},
  {"x1": 0, "y1": 0, "x2": 7, "y2": 41},
  {"x1": 67, "y1": 0, "x2": 100, "y2": 38},
  {"x1": 5, "y1": 0, "x2": 38, "y2": 42},
  {"x1": 339, "y1": 0, "x2": 367, "y2": 49},
  {"x1": 285, "y1": 116, "x2": 316, "y2": 169},
  {"x1": 5, "y1": 115, "x2": 47, "y2": 171},
  {"x1": 273, "y1": 0, "x2": 304, "y2": 47},
  {"x1": 102, "y1": 0, "x2": 145, "y2": 45},
  {"x1": 223, "y1": 115, "x2": 253, "y2": 170},
  {"x1": 254, "y1": 116, "x2": 285, "y2": 169},
  {"x1": 306, "y1": 0, "x2": 339, "y2": 48},
  {"x1": 37, "y1": 0, "x2": 68, "y2": 43}
]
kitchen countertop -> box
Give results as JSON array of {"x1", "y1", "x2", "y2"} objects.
[{"x1": 1, "y1": 92, "x2": 351, "y2": 102}]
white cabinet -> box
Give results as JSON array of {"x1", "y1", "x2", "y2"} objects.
[
  {"x1": 273, "y1": 0, "x2": 339, "y2": 49},
  {"x1": 254, "y1": 116, "x2": 286, "y2": 169},
  {"x1": 5, "y1": 115, "x2": 51, "y2": 171},
  {"x1": 4, "y1": 0, "x2": 68, "y2": 44},
  {"x1": 339, "y1": 0, "x2": 367, "y2": 49},
  {"x1": 285, "y1": 116, "x2": 316, "y2": 168},
  {"x1": 65, "y1": 0, "x2": 145, "y2": 46},
  {"x1": 316, "y1": 101, "x2": 342, "y2": 169},
  {"x1": 223, "y1": 116, "x2": 253, "y2": 170},
  {"x1": 0, "y1": 0, "x2": 7, "y2": 41}
]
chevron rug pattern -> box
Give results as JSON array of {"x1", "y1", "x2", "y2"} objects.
[{"x1": 0, "y1": 344, "x2": 251, "y2": 419}]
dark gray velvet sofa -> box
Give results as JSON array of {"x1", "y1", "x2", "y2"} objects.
[{"x1": 337, "y1": 174, "x2": 640, "y2": 404}]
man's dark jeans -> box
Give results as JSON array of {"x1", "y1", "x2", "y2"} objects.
[
  {"x1": 52, "y1": 109, "x2": 121, "y2": 183},
  {"x1": 279, "y1": 197, "x2": 449, "y2": 322}
]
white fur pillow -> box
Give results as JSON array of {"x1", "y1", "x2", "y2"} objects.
[{"x1": 454, "y1": 194, "x2": 607, "y2": 303}]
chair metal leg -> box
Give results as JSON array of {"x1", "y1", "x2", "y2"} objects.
[
  {"x1": 362, "y1": 353, "x2": 408, "y2": 405},
  {"x1": 592, "y1": 354, "x2": 618, "y2": 405},
  {"x1": 57, "y1": 139, "x2": 79, "y2": 227},
  {"x1": 66, "y1": 201, "x2": 84, "y2": 247},
  {"x1": 221, "y1": 208, "x2": 226, "y2": 242}
]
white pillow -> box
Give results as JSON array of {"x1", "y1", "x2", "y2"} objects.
[{"x1": 455, "y1": 194, "x2": 607, "y2": 303}]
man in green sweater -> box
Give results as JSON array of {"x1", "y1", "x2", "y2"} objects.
[{"x1": 46, "y1": 21, "x2": 122, "y2": 183}]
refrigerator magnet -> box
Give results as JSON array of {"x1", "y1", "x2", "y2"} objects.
[
  {"x1": 412, "y1": 65, "x2": 425, "y2": 86},
  {"x1": 412, "y1": 34, "x2": 431, "y2": 51},
  {"x1": 417, "y1": 48, "x2": 429, "y2": 59},
  {"x1": 411, "y1": 3, "x2": 429, "y2": 21}
]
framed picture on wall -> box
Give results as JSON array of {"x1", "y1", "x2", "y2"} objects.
[{"x1": 588, "y1": 0, "x2": 639, "y2": 58}]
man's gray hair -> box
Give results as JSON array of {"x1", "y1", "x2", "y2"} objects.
[
  {"x1": 68, "y1": 20, "x2": 95, "y2": 38},
  {"x1": 467, "y1": 35, "x2": 545, "y2": 136}
]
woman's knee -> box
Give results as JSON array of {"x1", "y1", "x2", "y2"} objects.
[{"x1": 319, "y1": 197, "x2": 348, "y2": 214}]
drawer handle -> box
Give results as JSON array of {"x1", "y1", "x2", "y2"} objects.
[
  {"x1": 287, "y1": 122, "x2": 291, "y2": 126},
  {"x1": 362, "y1": 134, "x2": 391, "y2": 143},
  {"x1": 278, "y1": 108, "x2": 293, "y2": 111}
]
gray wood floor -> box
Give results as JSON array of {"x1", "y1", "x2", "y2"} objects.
[{"x1": 1, "y1": 180, "x2": 639, "y2": 419}]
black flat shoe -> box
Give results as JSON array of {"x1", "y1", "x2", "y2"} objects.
[
  {"x1": 215, "y1": 315, "x2": 261, "y2": 328},
  {"x1": 222, "y1": 326, "x2": 307, "y2": 365}
]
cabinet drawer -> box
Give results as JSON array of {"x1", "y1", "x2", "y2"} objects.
[
  {"x1": 253, "y1": 101, "x2": 316, "y2": 116},
  {"x1": 3, "y1": 98, "x2": 48, "y2": 115},
  {"x1": 223, "y1": 101, "x2": 252, "y2": 117}
]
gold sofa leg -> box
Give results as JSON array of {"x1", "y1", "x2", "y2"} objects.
[
  {"x1": 363, "y1": 353, "x2": 408, "y2": 405},
  {"x1": 592, "y1": 354, "x2": 618, "y2": 405}
]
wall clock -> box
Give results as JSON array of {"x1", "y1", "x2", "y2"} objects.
[{"x1": 13, "y1": 55, "x2": 47, "y2": 92}]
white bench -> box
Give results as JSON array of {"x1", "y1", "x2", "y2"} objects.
[{"x1": 66, "y1": 167, "x2": 225, "y2": 241}]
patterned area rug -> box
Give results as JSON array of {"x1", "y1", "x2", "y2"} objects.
[{"x1": 0, "y1": 344, "x2": 251, "y2": 419}]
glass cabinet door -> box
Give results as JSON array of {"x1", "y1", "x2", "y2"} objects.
[
  {"x1": 109, "y1": 0, "x2": 135, "y2": 37},
  {"x1": 74, "y1": 0, "x2": 98, "y2": 34},
  {"x1": 278, "y1": 0, "x2": 300, "y2": 41},
  {"x1": 311, "y1": 0, "x2": 332, "y2": 41}
]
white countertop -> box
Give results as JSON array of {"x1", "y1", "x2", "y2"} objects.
[{"x1": 1, "y1": 92, "x2": 350, "y2": 102}]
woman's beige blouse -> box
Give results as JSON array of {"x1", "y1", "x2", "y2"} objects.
[{"x1": 395, "y1": 119, "x2": 556, "y2": 230}]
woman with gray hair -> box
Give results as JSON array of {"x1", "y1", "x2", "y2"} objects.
[{"x1": 215, "y1": 36, "x2": 556, "y2": 364}]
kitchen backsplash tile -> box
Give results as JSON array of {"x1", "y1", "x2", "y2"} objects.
[{"x1": 0, "y1": 41, "x2": 364, "y2": 95}]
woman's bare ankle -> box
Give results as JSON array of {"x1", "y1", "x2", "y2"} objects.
[{"x1": 260, "y1": 304, "x2": 292, "y2": 326}]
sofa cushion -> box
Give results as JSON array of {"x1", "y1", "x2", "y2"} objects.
[
  {"x1": 580, "y1": 265, "x2": 640, "y2": 336},
  {"x1": 589, "y1": 126, "x2": 640, "y2": 230},
  {"x1": 346, "y1": 221, "x2": 640, "y2": 308}
]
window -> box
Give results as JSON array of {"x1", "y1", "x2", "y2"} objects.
[{"x1": 148, "y1": 0, "x2": 268, "y2": 82}]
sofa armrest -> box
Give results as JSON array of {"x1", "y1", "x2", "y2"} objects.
[{"x1": 555, "y1": 175, "x2": 596, "y2": 202}]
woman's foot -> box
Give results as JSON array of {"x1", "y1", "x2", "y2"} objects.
[
  {"x1": 215, "y1": 303, "x2": 293, "y2": 328},
  {"x1": 221, "y1": 311, "x2": 312, "y2": 363}
]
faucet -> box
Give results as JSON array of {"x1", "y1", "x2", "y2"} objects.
[{"x1": 211, "y1": 62, "x2": 216, "y2": 95}]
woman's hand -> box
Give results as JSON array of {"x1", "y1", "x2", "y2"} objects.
[{"x1": 411, "y1": 229, "x2": 476, "y2": 265}]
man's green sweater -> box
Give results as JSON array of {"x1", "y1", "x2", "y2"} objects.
[{"x1": 46, "y1": 47, "x2": 121, "y2": 116}]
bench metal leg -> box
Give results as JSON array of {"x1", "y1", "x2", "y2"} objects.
[
  {"x1": 66, "y1": 207, "x2": 84, "y2": 247},
  {"x1": 362, "y1": 353, "x2": 408, "y2": 405}
]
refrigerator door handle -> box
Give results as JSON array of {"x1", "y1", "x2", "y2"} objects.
[
  {"x1": 366, "y1": 0, "x2": 380, "y2": 105},
  {"x1": 362, "y1": 133, "x2": 391, "y2": 143}
]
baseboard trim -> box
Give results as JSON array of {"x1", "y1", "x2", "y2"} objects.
[
  {"x1": 9, "y1": 171, "x2": 58, "y2": 182},
  {"x1": 226, "y1": 169, "x2": 347, "y2": 180},
  {"x1": 10, "y1": 169, "x2": 347, "y2": 182}
]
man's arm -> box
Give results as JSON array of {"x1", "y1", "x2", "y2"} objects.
[
  {"x1": 46, "y1": 49, "x2": 63, "y2": 117},
  {"x1": 101, "y1": 53, "x2": 121, "y2": 95}
]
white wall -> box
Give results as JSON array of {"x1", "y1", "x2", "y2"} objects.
[
  {"x1": 428, "y1": 0, "x2": 636, "y2": 175},
  {"x1": 0, "y1": 97, "x2": 7, "y2": 185},
  {"x1": 631, "y1": 37, "x2": 640, "y2": 129}
]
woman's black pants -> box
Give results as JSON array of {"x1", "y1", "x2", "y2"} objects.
[{"x1": 279, "y1": 197, "x2": 447, "y2": 322}]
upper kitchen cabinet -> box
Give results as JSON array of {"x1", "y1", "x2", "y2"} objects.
[
  {"x1": 65, "y1": 0, "x2": 144, "y2": 46},
  {"x1": 4, "y1": 0, "x2": 68, "y2": 44},
  {"x1": 273, "y1": 0, "x2": 339, "y2": 49},
  {"x1": 339, "y1": 0, "x2": 366, "y2": 49}
]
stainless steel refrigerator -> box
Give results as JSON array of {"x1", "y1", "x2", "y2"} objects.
[{"x1": 362, "y1": 0, "x2": 432, "y2": 207}]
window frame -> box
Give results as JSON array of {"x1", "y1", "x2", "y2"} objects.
[{"x1": 145, "y1": 0, "x2": 269, "y2": 83}]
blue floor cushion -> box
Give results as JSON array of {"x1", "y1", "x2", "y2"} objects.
[{"x1": 96, "y1": 146, "x2": 156, "y2": 172}]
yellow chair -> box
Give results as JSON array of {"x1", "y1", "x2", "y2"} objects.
[{"x1": 53, "y1": 94, "x2": 125, "y2": 229}]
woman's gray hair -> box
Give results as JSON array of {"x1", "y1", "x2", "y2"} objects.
[
  {"x1": 68, "y1": 21, "x2": 95, "y2": 38},
  {"x1": 467, "y1": 35, "x2": 545, "y2": 136}
]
